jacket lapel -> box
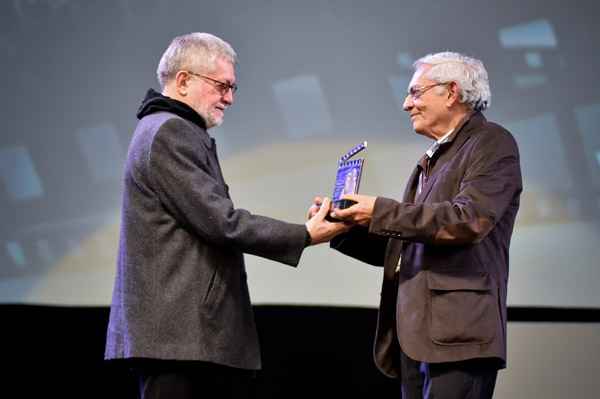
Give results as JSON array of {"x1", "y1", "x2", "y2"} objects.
[
  {"x1": 415, "y1": 167, "x2": 440, "y2": 203},
  {"x1": 402, "y1": 166, "x2": 420, "y2": 203}
]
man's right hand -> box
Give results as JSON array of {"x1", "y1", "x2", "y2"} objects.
[{"x1": 305, "y1": 197, "x2": 351, "y2": 245}]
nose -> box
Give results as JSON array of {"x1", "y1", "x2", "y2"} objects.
[
  {"x1": 222, "y1": 88, "x2": 234, "y2": 105},
  {"x1": 403, "y1": 94, "x2": 413, "y2": 111}
]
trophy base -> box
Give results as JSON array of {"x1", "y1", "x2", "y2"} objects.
[
  {"x1": 332, "y1": 199, "x2": 357, "y2": 209},
  {"x1": 326, "y1": 199, "x2": 357, "y2": 222}
]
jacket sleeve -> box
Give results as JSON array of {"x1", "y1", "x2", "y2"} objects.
[
  {"x1": 146, "y1": 118, "x2": 307, "y2": 266},
  {"x1": 330, "y1": 226, "x2": 388, "y2": 266},
  {"x1": 369, "y1": 128, "x2": 522, "y2": 245}
]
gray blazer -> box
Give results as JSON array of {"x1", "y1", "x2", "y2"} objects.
[
  {"x1": 332, "y1": 112, "x2": 522, "y2": 377},
  {"x1": 105, "y1": 110, "x2": 307, "y2": 370}
]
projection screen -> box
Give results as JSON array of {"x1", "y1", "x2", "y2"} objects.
[{"x1": 1, "y1": 0, "x2": 599, "y2": 308}]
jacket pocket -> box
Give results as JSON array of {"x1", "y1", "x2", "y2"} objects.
[
  {"x1": 202, "y1": 267, "x2": 219, "y2": 305},
  {"x1": 427, "y1": 271, "x2": 496, "y2": 346}
]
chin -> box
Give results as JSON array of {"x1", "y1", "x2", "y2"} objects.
[
  {"x1": 207, "y1": 116, "x2": 224, "y2": 129},
  {"x1": 413, "y1": 127, "x2": 431, "y2": 139},
  {"x1": 411, "y1": 122, "x2": 424, "y2": 134}
]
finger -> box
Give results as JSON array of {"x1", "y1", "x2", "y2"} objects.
[
  {"x1": 308, "y1": 196, "x2": 325, "y2": 219},
  {"x1": 334, "y1": 198, "x2": 361, "y2": 214},
  {"x1": 307, "y1": 205, "x2": 319, "y2": 219},
  {"x1": 316, "y1": 197, "x2": 331, "y2": 218},
  {"x1": 330, "y1": 206, "x2": 352, "y2": 221}
]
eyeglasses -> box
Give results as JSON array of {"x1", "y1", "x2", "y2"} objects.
[
  {"x1": 406, "y1": 82, "x2": 448, "y2": 100},
  {"x1": 186, "y1": 71, "x2": 238, "y2": 96}
]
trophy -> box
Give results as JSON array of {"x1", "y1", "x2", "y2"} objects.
[{"x1": 331, "y1": 141, "x2": 367, "y2": 209}]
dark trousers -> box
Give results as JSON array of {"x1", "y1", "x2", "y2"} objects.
[
  {"x1": 400, "y1": 350, "x2": 498, "y2": 399},
  {"x1": 132, "y1": 360, "x2": 254, "y2": 399}
]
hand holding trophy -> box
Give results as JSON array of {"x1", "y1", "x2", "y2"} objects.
[{"x1": 308, "y1": 141, "x2": 377, "y2": 226}]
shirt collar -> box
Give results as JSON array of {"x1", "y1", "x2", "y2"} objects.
[{"x1": 425, "y1": 128, "x2": 454, "y2": 158}]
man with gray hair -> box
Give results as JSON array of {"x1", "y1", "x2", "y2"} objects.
[
  {"x1": 313, "y1": 51, "x2": 522, "y2": 398},
  {"x1": 105, "y1": 32, "x2": 348, "y2": 398}
]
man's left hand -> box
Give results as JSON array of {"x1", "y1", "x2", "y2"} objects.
[{"x1": 330, "y1": 194, "x2": 377, "y2": 227}]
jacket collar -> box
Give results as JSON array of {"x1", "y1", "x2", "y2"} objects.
[
  {"x1": 410, "y1": 111, "x2": 487, "y2": 202},
  {"x1": 427, "y1": 111, "x2": 484, "y2": 160},
  {"x1": 136, "y1": 88, "x2": 214, "y2": 150}
]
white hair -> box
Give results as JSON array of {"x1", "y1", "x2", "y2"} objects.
[
  {"x1": 156, "y1": 32, "x2": 237, "y2": 89},
  {"x1": 414, "y1": 51, "x2": 491, "y2": 111}
]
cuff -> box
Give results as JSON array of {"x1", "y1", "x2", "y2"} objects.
[{"x1": 304, "y1": 228, "x2": 312, "y2": 247}]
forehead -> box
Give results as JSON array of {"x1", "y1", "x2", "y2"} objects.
[
  {"x1": 211, "y1": 57, "x2": 236, "y2": 81},
  {"x1": 408, "y1": 64, "x2": 434, "y2": 88}
]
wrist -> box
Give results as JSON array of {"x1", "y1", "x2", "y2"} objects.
[{"x1": 304, "y1": 227, "x2": 313, "y2": 247}]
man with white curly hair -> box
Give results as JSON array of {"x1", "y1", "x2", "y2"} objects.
[{"x1": 316, "y1": 51, "x2": 522, "y2": 398}]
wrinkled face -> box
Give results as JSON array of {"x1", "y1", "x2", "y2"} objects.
[
  {"x1": 186, "y1": 57, "x2": 236, "y2": 129},
  {"x1": 403, "y1": 65, "x2": 451, "y2": 140}
]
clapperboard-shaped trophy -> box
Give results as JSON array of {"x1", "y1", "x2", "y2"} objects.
[{"x1": 331, "y1": 141, "x2": 367, "y2": 209}]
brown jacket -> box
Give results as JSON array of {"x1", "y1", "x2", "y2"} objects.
[{"x1": 332, "y1": 112, "x2": 522, "y2": 377}]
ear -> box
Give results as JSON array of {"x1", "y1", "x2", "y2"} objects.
[
  {"x1": 174, "y1": 70, "x2": 191, "y2": 96},
  {"x1": 445, "y1": 81, "x2": 461, "y2": 108}
]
